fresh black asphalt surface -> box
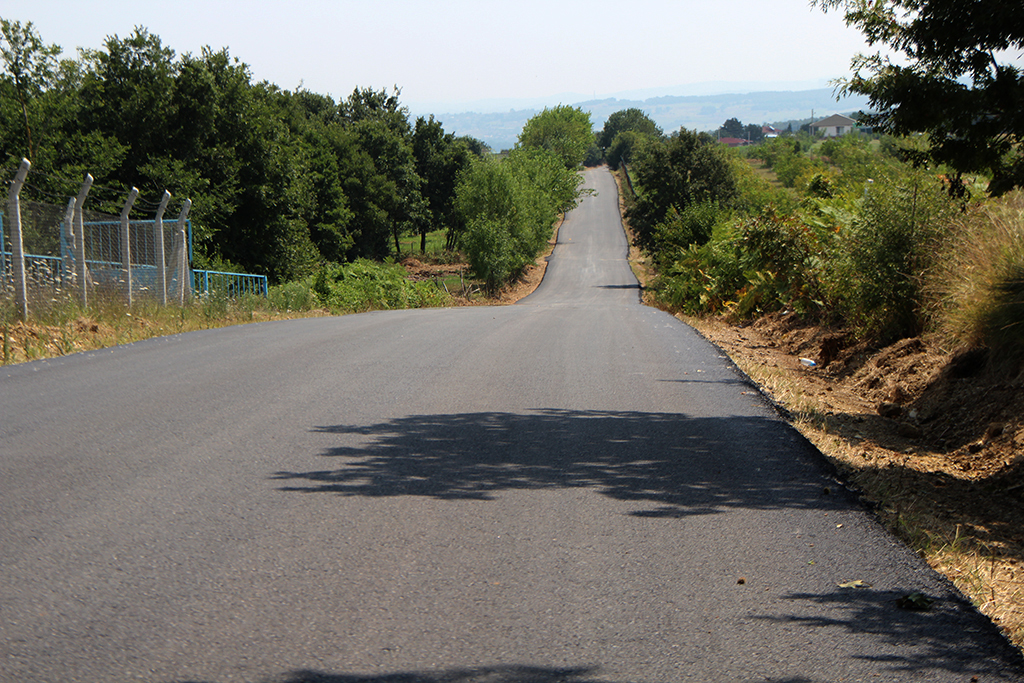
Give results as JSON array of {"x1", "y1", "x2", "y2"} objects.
[{"x1": 2, "y1": 167, "x2": 1023, "y2": 682}]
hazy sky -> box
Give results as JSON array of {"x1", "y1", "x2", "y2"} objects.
[{"x1": 5, "y1": 0, "x2": 875, "y2": 110}]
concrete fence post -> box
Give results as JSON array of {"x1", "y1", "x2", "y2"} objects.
[
  {"x1": 120, "y1": 187, "x2": 139, "y2": 305},
  {"x1": 73, "y1": 174, "x2": 94, "y2": 307},
  {"x1": 154, "y1": 191, "x2": 171, "y2": 306},
  {"x1": 174, "y1": 199, "x2": 192, "y2": 305},
  {"x1": 7, "y1": 158, "x2": 32, "y2": 321},
  {"x1": 62, "y1": 197, "x2": 75, "y2": 280}
]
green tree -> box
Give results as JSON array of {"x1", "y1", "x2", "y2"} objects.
[
  {"x1": 583, "y1": 137, "x2": 604, "y2": 167},
  {"x1": 456, "y1": 148, "x2": 583, "y2": 292},
  {"x1": 336, "y1": 87, "x2": 426, "y2": 259},
  {"x1": 290, "y1": 94, "x2": 355, "y2": 264},
  {"x1": 598, "y1": 108, "x2": 661, "y2": 149},
  {"x1": 0, "y1": 18, "x2": 61, "y2": 161},
  {"x1": 815, "y1": 0, "x2": 1024, "y2": 194},
  {"x1": 458, "y1": 135, "x2": 490, "y2": 158},
  {"x1": 719, "y1": 118, "x2": 745, "y2": 139},
  {"x1": 605, "y1": 130, "x2": 653, "y2": 170},
  {"x1": 599, "y1": 108, "x2": 662, "y2": 170},
  {"x1": 77, "y1": 27, "x2": 178, "y2": 184},
  {"x1": 517, "y1": 105, "x2": 593, "y2": 170},
  {"x1": 413, "y1": 115, "x2": 471, "y2": 252},
  {"x1": 215, "y1": 83, "x2": 320, "y2": 282},
  {"x1": 828, "y1": 172, "x2": 958, "y2": 341},
  {"x1": 744, "y1": 123, "x2": 764, "y2": 144},
  {"x1": 626, "y1": 129, "x2": 738, "y2": 252}
]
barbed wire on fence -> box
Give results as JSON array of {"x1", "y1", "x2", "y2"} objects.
[{"x1": 11, "y1": 167, "x2": 191, "y2": 216}]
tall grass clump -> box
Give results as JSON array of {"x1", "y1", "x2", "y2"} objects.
[
  {"x1": 268, "y1": 280, "x2": 321, "y2": 312},
  {"x1": 931, "y1": 190, "x2": 1024, "y2": 366}
]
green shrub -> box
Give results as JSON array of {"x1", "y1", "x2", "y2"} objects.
[
  {"x1": 606, "y1": 130, "x2": 653, "y2": 171},
  {"x1": 653, "y1": 237, "x2": 745, "y2": 314},
  {"x1": 462, "y1": 215, "x2": 518, "y2": 292},
  {"x1": 650, "y1": 200, "x2": 722, "y2": 264},
  {"x1": 652, "y1": 208, "x2": 830, "y2": 319},
  {"x1": 455, "y1": 148, "x2": 582, "y2": 292},
  {"x1": 727, "y1": 154, "x2": 799, "y2": 216},
  {"x1": 732, "y1": 209, "x2": 826, "y2": 317},
  {"x1": 312, "y1": 260, "x2": 449, "y2": 312},
  {"x1": 282, "y1": 260, "x2": 449, "y2": 313},
  {"x1": 752, "y1": 137, "x2": 824, "y2": 189},
  {"x1": 827, "y1": 174, "x2": 958, "y2": 342},
  {"x1": 806, "y1": 172, "x2": 837, "y2": 199}
]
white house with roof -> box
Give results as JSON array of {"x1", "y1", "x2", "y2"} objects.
[{"x1": 810, "y1": 114, "x2": 858, "y2": 137}]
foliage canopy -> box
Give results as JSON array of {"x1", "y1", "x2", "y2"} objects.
[
  {"x1": 626, "y1": 129, "x2": 737, "y2": 253},
  {"x1": 815, "y1": 0, "x2": 1024, "y2": 195},
  {"x1": 517, "y1": 104, "x2": 593, "y2": 170},
  {"x1": 598, "y1": 108, "x2": 661, "y2": 149}
]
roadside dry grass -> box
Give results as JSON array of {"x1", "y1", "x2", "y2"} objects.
[
  {"x1": 0, "y1": 212, "x2": 566, "y2": 365},
  {"x1": 1, "y1": 292, "x2": 326, "y2": 366}
]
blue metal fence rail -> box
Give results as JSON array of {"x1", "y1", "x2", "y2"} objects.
[
  {"x1": 3, "y1": 252, "x2": 270, "y2": 300},
  {"x1": 192, "y1": 269, "x2": 269, "y2": 297}
]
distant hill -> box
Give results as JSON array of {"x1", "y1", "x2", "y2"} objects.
[{"x1": 423, "y1": 88, "x2": 871, "y2": 151}]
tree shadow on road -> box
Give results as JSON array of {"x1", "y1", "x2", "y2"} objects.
[
  {"x1": 177, "y1": 664, "x2": 817, "y2": 683},
  {"x1": 756, "y1": 587, "x2": 1024, "y2": 678},
  {"x1": 273, "y1": 409, "x2": 843, "y2": 518},
  {"x1": 267, "y1": 665, "x2": 601, "y2": 683}
]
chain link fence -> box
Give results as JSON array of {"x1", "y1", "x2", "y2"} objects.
[
  {"x1": 1, "y1": 197, "x2": 191, "y2": 306},
  {"x1": 3, "y1": 161, "x2": 266, "y2": 321}
]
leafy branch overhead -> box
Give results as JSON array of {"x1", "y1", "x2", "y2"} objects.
[
  {"x1": 517, "y1": 105, "x2": 594, "y2": 170},
  {"x1": 814, "y1": 0, "x2": 1024, "y2": 195}
]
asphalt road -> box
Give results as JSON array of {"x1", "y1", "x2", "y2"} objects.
[{"x1": 2, "y1": 167, "x2": 1022, "y2": 683}]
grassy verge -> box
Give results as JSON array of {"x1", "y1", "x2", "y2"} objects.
[
  {"x1": 0, "y1": 291, "x2": 325, "y2": 365},
  {"x1": 609, "y1": 167, "x2": 655, "y2": 297},
  {"x1": 0, "y1": 241, "x2": 529, "y2": 365},
  {"x1": 397, "y1": 228, "x2": 449, "y2": 256}
]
